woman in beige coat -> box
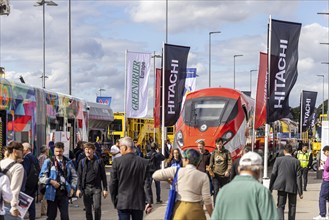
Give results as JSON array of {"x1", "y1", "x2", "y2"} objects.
[{"x1": 153, "y1": 148, "x2": 213, "y2": 220}]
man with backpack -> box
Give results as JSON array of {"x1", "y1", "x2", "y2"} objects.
[
  {"x1": 39, "y1": 142, "x2": 77, "y2": 220},
  {"x1": 0, "y1": 141, "x2": 25, "y2": 219},
  {"x1": 146, "y1": 142, "x2": 165, "y2": 204},
  {"x1": 76, "y1": 142, "x2": 108, "y2": 220},
  {"x1": 22, "y1": 142, "x2": 40, "y2": 220}
]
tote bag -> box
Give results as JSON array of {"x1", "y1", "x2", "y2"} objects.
[{"x1": 164, "y1": 167, "x2": 180, "y2": 220}]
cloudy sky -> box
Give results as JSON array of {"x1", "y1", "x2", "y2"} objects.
[{"x1": 0, "y1": 0, "x2": 328, "y2": 114}]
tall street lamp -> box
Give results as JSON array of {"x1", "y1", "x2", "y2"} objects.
[
  {"x1": 233, "y1": 54, "x2": 243, "y2": 89},
  {"x1": 317, "y1": 74, "x2": 325, "y2": 117},
  {"x1": 35, "y1": 0, "x2": 58, "y2": 89},
  {"x1": 68, "y1": 0, "x2": 72, "y2": 95},
  {"x1": 209, "y1": 31, "x2": 221, "y2": 87},
  {"x1": 322, "y1": 62, "x2": 329, "y2": 119},
  {"x1": 249, "y1": 69, "x2": 257, "y2": 96},
  {"x1": 98, "y1": 88, "x2": 105, "y2": 97}
]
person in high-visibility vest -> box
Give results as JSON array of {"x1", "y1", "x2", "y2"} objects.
[{"x1": 297, "y1": 145, "x2": 313, "y2": 191}]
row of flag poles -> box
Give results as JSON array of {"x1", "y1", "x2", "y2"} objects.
[
  {"x1": 124, "y1": 44, "x2": 192, "y2": 158},
  {"x1": 123, "y1": 16, "x2": 320, "y2": 176}
]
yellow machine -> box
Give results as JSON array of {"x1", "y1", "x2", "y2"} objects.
[
  {"x1": 107, "y1": 112, "x2": 175, "y2": 163},
  {"x1": 311, "y1": 114, "x2": 327, "y2": 157}
]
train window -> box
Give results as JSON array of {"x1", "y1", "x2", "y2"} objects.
[
  {"x1": 183, "y1": 98, "x2": 228, "y2": 127},
  {"x1": 56, "y1": 116, "x2": 64, "y2": 131},
  {"x1": 222, "y1": 100, "x2": 238, "y2": 123},
  {"x1": 112, "y1": 119, "x2": 123, "y2": 131}
]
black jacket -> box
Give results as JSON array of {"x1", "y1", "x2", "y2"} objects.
[
  {"x1": 269, "y1": 155, "x2": 302, "y2": 196},
  {"x1": 77, "y1": 157, "x2": 107, "y2": 191},
  {"x1": 110, "y1": 153, "x2": 152, "y2": 210}
]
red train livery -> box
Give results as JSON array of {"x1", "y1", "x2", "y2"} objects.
[{"x1": 174, "y1": 88, "x2": 254, "y2": 159}]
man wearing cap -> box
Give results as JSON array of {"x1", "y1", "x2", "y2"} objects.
[
  {"x1": 269, "y1": 144, "x2": 303, "y2": 220},
  {"x1": 211, "y1": 152, "x2": 279, "y2": 220},
  {"x1": 76, "y1": 142, "x2": 108, "y2": 220}
]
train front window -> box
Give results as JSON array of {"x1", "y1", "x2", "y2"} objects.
[
  {"x1": 183, "y1": 98, "x2": 229, "y2": 127},
  {"x1": 194, "y1": 102, "x2": 225, "y2": 121}
]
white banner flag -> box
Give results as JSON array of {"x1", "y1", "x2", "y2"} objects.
[{"x1": 125, "y1": 51, "x2": 151, "y2": 118}]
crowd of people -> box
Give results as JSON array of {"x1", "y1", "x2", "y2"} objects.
[{"x1": 0, "y1": 136, "x2": 325, "y2": 220}]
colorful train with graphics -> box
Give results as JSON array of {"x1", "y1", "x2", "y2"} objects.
[
  {"x1": 0, "y1": 78, "x2": 113, "y2": 159},
  {"x1": 174, "y1": 88, "x2": 254, "y2": 159}
]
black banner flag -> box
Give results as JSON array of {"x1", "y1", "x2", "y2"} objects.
[
  {"x1": 164, "y1": 44, "x2": 190, "y2": 126},
  {"x1": 267, "y1": 19, "x2": 302, "y2": 123},
  {"x1": 301, "y1": 90, "x2": 317, "y2": 132}
]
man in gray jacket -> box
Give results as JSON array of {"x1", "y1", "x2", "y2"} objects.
[{"x1": 270, "y1": 144, "x2": 303, "y2": 220}]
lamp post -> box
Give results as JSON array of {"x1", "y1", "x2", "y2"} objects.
[
  {"x1": 209, "y1": 31, "x2": 221, "y2": 87},
  {"x1": 68, "y1": 0, "x2": 71, "y2": 95},
  {"x1": 35, "y1": 0, "x2": 58, "y2": 89},
  {"x1": 233, "y1": 54, "x2": 243, "y2": 89},
  {"x1": 322, "y1": 62, "x2": 329, "y2": 119},
  {"x1": 99, "y1": 88, "x2": 105, "y2": 97},
  {"x1": 249, "y1": 69, "x2": 257, "y2": 96},
  {"x1": 317, "y1": 74, "x2": 325, "y2": 117}
]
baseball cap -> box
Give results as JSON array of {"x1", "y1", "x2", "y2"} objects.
[{"x1": 239, "y1": 152, "x2": 262, "y2": 166}]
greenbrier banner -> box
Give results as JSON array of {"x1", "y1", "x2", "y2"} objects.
[{"x1": 125, "y1": 51, "x2": 151, "y2": 118}]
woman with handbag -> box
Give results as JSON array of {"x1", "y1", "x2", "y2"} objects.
[{"x1": 153, "y1": 148, "x2": 213, "y2": 220}]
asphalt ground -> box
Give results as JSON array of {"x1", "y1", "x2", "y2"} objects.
[{"x1": 34, "y1": 168, "x2": 323, "y2": 220}]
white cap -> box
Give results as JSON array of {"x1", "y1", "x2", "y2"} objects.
[{"x1": 239, "y1": 152, "x2": 262, "y2": 166}]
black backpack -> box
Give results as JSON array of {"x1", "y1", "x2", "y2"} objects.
[
  {"x1": 25, "y1": 157, "x2": 41, "y2": 191},
  {"x1": 147, "y1": 152, "x2": 157, "y2": 173}
]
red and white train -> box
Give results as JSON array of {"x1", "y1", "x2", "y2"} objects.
[{"x1": 174, "y1": 88, "x2": 254, "y2": 159}]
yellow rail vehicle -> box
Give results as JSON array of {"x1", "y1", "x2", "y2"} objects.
[{"x1": 107, "y1": 112, "x2": 174, "y2": 163}]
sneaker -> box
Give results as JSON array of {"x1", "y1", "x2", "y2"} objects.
[
  {"x1": 313, "y1": 215, "x2": 328, "y2": 220},
  {"x1": 156, "y1": 200, "x2": 163, "y2": 204}
]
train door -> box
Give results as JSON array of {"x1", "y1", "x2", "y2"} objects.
[{"x1": 67, "y1": 118, "x2": 75, "y2": 151}]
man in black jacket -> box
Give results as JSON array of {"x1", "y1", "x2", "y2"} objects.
[
  {"x1": 196, "y1": 140, "x2": 211, "y2": 173},
  {"x1": 146, "y1": 142, "x2": 165, "y2": 204},
  {"x1": 22, "y1": 142, "x2": 40, "y2": 220},
  {"x1": 76, "y1": 143, "x2": 108, "y2": 220},
  {"x1": 110, "y1": 137, "x2": 152, "y2": 220},
  {"x1": 269, "y1": 144, "x2": 303, "y2": 220}
]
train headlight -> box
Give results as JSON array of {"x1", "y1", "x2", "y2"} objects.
[
  {"x1": 199, "y1": 124, "x2": 208, "y2": 132},
  {"x1": 222, "y1": 131, "x2": 233, "y2": 140},
  {"x1": 176, "y1": 131, "x2": 184, "y2": 147}
]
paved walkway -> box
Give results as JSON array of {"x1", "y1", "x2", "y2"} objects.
[{"x1": 35, "y1": 171, "x2": 323, "y2": 220}]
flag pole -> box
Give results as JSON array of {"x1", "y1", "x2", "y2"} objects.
[
  {"x1": 263, "y1": 15, "x2": 272, "y2": 187},
  {"x1": 124, "y1": 50, "x2": 128, "y2": 136},
  {"x1": 161, "y1": 43, "x2": 166, "y2": 169},
  {"x1": 300, "y1": 91, "x2": 303, "y2": 139},
  {"x1": 252, "y1": 73, "x2": 258, "y2": 152}
]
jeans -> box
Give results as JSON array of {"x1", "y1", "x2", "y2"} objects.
[
  {"x1": 25, "y1": 191, "x2": 36, "y2": 220},
  {"x1": 212, "y1": 174, "x2": 229, "y2": 204},
  {"x1": 47, "y1": 190, "x2": 69, "y2": 220},
  {"x1": 319, "y1": 180, "x2": 329, "y2": 217},
  {"x1": 117, "y1": 209, "x2": 143, "y2": 220},
  {"x1": 301, "y1": 167, "x2": 309, "y2": 190},
  {"x1": 146, "y1": 174, "x2": 161, "y2": 203},
  {"x1": 277, "y1": 191, "x2": 297, "y2": 220},
  {"x1": 83, "y1": 186, "x2": 102, "y2": 220}
]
